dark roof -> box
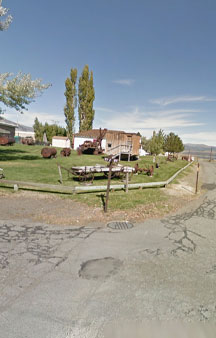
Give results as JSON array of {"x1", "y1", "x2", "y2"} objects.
[
  {"x1": 0, "y1": 117, "x2": 17, "y2": 127},
  {"x1": 16, "y1": 123, "x2": 34, "y2": 132},
  {"x1": 0, "y1": 118, "x2": 35, "y2": 132},
  {"x1": 74, "y1": 129, "x2": 136, "y2": 139}
]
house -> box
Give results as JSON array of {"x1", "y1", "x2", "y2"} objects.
[
  {"x1": 74, "y1": 129, "x2": 141, "y2": 159},
  {"x1": 52, "y1": 136, "x2": 70, "y2": 148},
  {"x1": 15, "y1": 123, "x2": 35, "y2": 139},
  {"x1": 0, "y1": 117, "x2": 16, "y2": 137}
]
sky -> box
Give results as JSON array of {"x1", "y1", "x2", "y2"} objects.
[{"x1": 1, "y1": 0, "x2": 216, "y2": 146}]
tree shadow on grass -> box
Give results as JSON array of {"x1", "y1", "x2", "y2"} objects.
[{"x1": 0, "y1": 148, "x2": 40, "y2": 161}]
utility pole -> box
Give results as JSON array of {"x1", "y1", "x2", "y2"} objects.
[
  {"x1": 195, "y1": 162, "x2": 200, "y2": 194},
  {"x1": 209, "y1": 147, "x2": 212, "y2": 162}
]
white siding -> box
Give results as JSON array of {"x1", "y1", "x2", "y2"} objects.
[
  {"x1": 52, "y1": 138, "x2": 71, "y2": 148},
  {"x1": 101, "y1": 139, "x2": 106, "y2": 150},
  {"x1": 15, "y1": 130, "x2": 35, "y2": 139},
  {"x1": 74, "y1": 137, "x2": 107, "y2": 150},
  {"x1": 74, "y1": 137, "x2": 93, "y2": 149}
]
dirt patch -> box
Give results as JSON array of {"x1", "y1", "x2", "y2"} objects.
[
  {"x1": 0, "y1": 187, "x2": 197, "y2": 227},
  {"x1": 0, "y1": 163, "x2": 203, "y2": 226}
]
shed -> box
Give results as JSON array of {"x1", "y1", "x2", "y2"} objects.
[
  {"x1": 74, "y1": 129, "x2": 141, "y2": 159},
  {"x1": 52, "y1": 136, "x2": 71, "y2": 148}
]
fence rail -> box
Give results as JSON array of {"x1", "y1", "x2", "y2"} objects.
[{"x1": 0, "y1": 162, "x2": 193, "y2": 194}]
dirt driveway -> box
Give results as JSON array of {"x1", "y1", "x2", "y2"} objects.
[{"x1": 0, "y1": 162, "x2": 202, "y2": 226}]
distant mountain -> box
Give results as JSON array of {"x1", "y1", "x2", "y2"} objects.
[{"x1": 182, "y1": 143, "x2": 216, "y2": 159}]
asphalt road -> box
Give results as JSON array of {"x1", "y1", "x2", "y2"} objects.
[{"x1": 0, "y1": 161, "x2": 216, "y2": 337}]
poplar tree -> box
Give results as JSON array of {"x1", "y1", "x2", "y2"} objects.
[
  {"x1": 64, "y1": 68, "x2": 77, "y2": 146},
  {"x1": 78, "y1": 65, "x2": 95, "y2": 132}
]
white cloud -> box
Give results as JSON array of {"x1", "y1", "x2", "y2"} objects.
[
  {"x1": 150, "y1": 96, "x2": 216, "y2": 106},
  {"x1": 181, "y1": 132, "x2": 216, "y2": 147},
  {"x1": 112, "y1": 79, "x2": 135, "y2": 86},
  {"x1": 95, "y1": 106, "x2": 204, "y2": 138},
  {"x1": 4, "y1": 110, "x2": 66, "y2": 127}
]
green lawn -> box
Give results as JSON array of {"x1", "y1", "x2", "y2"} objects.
[
  {"x1": 0, "y1": 144, "x2": 190, "y2": 210},
  {"x1": 0, "y1": 144, "x2": 188, "y2": 186}
]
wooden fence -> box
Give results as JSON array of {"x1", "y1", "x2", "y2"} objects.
[{"x1": 0, "y1": 161, "x2": 193, "y2": 194}]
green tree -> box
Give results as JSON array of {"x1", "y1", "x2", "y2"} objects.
[
  {"x1": 141, "y1": 136, "x2": 150, "y2": 152},
  {"x1": 64, "y1": 68, "x2": 77, "y2": 146},
  {"x1": 33, "y1": 117, "x2": 44, "y2": 142},
  {"x1": 33, "y1": 118, "x2": 66, "y2": 143},
  {"x1": 164, "y1": 132, "x2": 184, "y2": 154},
  {"x1": 78, "y1": 65, "x2": 95, "y2": 131},
  {"x1": 149, "y1": 130, "x2": 165, "y2": 155}
]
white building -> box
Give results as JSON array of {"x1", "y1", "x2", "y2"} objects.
[
  {"x1": 15, "y1": 124, "x2": 35, "y2": 139},
  {"x1": 74, "y1": 130, "x2": 106, "y2": 150},
  {"x1": 52, "y1": 136, "x2": 70, "y2": 148},
  {"x1": 139, "y1": 146, "x2": 148, "y2": 156}
]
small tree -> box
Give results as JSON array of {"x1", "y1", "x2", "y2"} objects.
[
  {"x1": 0, "y1": 0, "x2": 12, "y2": 31},
  {"x1": 164, "y1": 132, "x2": 184, "y2": 154},
  {"x1": 33, "y1": 118, "x2": 66, "y2": 143},
  {"x1": 33, "y1": 117, "x2": 44, "y2": 142},
  {"x1": 64, "y1": 68, "x2": 77, "y2": 146},
  {"x1": 149, "y1": 130, "x2": 165, "y2": 155},
  {"x1": 141, "y1": 136, "x2": 150, "y2": 152},
  {"x1": 78, "y1": 65, "x2": 95, "y2": 132}
]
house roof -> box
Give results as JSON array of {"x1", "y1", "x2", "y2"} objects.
[
  {"x1": 16, "y1": 123, "x2": 34, "y2": 132},
  {"x1": 0, "y1": 117, "x2": 17, "y2": 127},
  {"x1": 52, "y1": 136, "x2": 69, "y2": 140},
  {"x1": 74, "y1": 129, "x2": 134, "y2": 139},
  {"x1": 0, "y1": 128, "x2": 10, "y2": 134}
]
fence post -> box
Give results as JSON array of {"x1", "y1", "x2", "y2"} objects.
[
  {"x1": 125, "y1": 172, "x2": 129, "y2": 193},
  {"x1": 104, "y1": 160, "x2": 113, "y2": 212},
  {"x1": 57, "y1": 164, "x2": 63, "y2": 184},
  {"x1": 195, "y1": 162, "x2": 200, "y2": 194}
]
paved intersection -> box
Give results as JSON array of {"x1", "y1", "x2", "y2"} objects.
[{"x1": 0, "y1": 161, "x2": 216, "y2": 337}]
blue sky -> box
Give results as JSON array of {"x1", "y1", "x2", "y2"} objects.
[{"x1": 1, "y1": 0, "x2": 216, "y2": 145}]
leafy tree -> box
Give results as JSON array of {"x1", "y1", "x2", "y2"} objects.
[
  {"x1": 0, "y1": 0, "x2": 12, "y2": 31},
  {"x1": 141, "y1": 136, "x2": 150, "y2": 152},
  {"x1": 164, "y1": 132, "x2": 184, "y2": 154},
  {"x1": 78, "y1": 65, "x2": 95, "y2": 131},
  {"x1": 64, "y1": 68, "x2": 77, "y2": 146},
  {"x1": 33, "y1": 118, "x2": 66, "y2": 143},
  {"x1": 0, "y1": 72, "x2": 51, "y2": 114},
  {"x1": 149, "y1": 130, "x2": 165, "y2": 155},
  {"x1": 33, "y1": 117, "x2": 44, "y2": 142}
]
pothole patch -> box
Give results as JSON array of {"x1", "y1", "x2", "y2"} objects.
[
  {"x1": 79, "y1": 257, "x2": 122, "y2": 280},
  {"x1": 201, "y1": 183, "x2": 216, "y2": 191},
  {"x1": 107, "y1": 221, "x2": 134, "y2": 230}
]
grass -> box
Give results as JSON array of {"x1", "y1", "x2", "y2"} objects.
[
  {"x1": 0, "y1": 144, "x2": 189, "y2": 210},
  {"x1": 66, "y1": 187, "x2": 169, "y2": 211}
]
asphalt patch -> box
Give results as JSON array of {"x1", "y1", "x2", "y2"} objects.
[
  {"x1": 79, "y1": 257, "x2": 122, "y2": 280},
  {"x1": 201, "y1": 183, "x2": 216, "y2": 191}
]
